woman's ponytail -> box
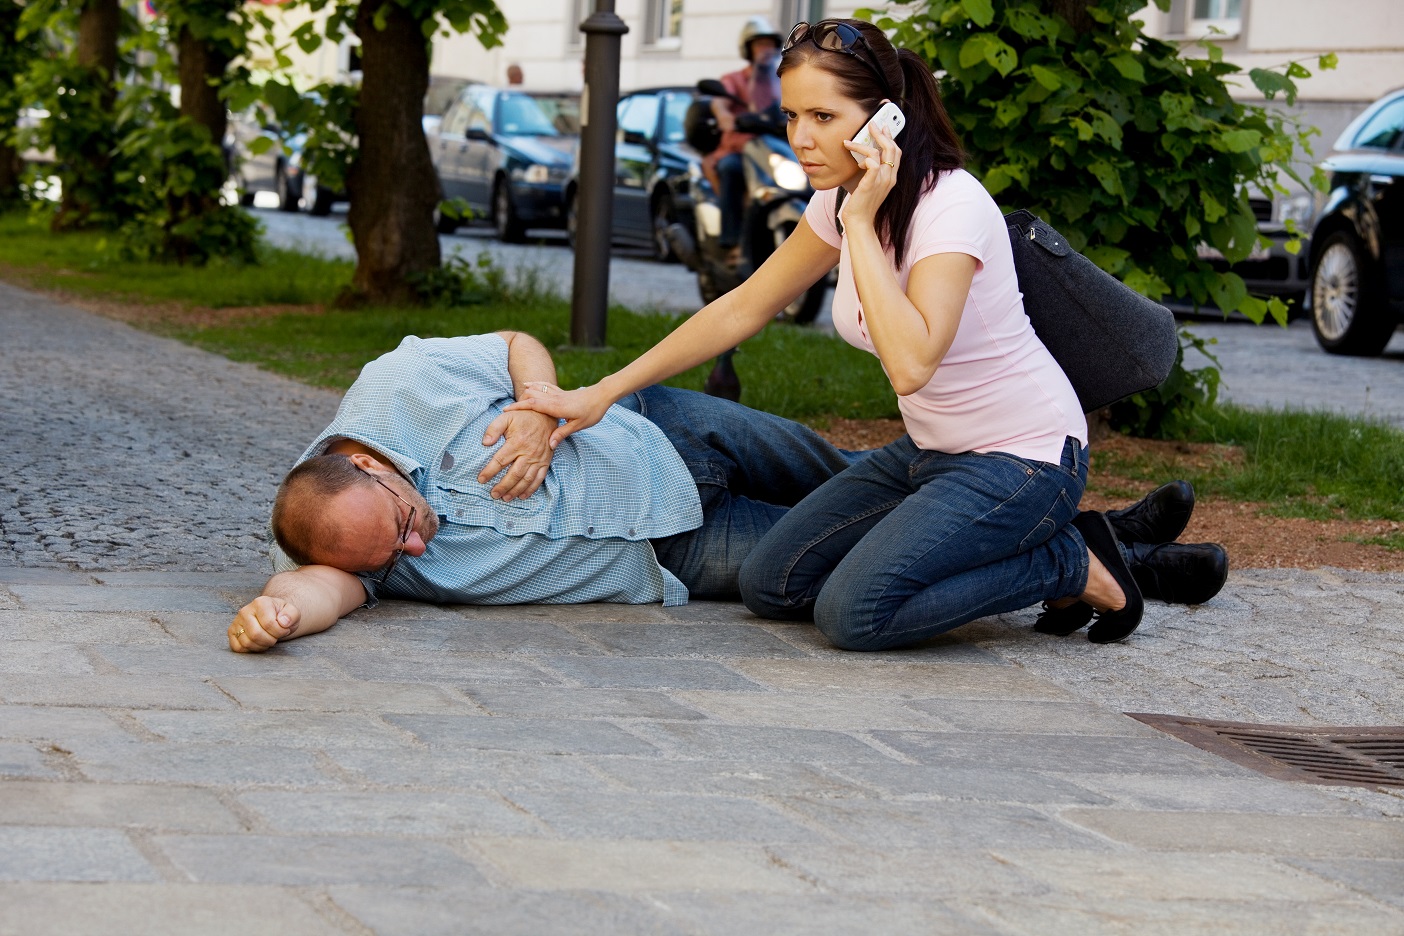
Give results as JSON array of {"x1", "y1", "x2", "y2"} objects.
[{"x1": 880, "y1": 49, "x2": 965, "y2": 268}]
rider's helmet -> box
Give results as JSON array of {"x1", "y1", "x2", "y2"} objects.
[{"x1": 737, "y1": 16, "x2": 783, "y2": 62}]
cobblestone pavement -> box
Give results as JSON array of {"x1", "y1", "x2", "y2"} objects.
[{"x1": 3, "y1": 281, "x2": 1403, "y2": 934}]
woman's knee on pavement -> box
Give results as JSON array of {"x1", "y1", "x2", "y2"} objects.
[{"x1": 738, "y1": 550, "x2": 805, "y2": 620}]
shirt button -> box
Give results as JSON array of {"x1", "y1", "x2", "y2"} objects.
[
  {"x1": 587, "y1": 526, "x2": 595, "y2": 534},
  {"x1": 505, "y1": 521, "x2": 514, "y2": 530},
  {"x1": 456, "y1": 509, "x2": 464, "y2": 518},
  {"x1": 628, "y1": 528, "x2": 636, "y2": 536}
]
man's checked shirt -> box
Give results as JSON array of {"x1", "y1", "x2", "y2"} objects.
[{"x1": 275, "y1": 334, "x2": 703, "y2": 606}]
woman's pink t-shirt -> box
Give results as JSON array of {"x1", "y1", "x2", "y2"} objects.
[{"x1": 805, "y1": 169, "x2": 1087, "y2": 464}]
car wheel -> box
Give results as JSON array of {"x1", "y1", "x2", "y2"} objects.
[
  {"x1": 651, "y1": 193, "x2": 678, "y2": 263},
  {"x1": 274, "y1": 166, "x2": 299, "y2": 213},
  {"x1": 773, "y1": 221, "x2": 826, "y2": 324},
  {"x1": 1310, "y1": 230, "x2": 1393, "y2": 356},
  {"x1": 308, "y1": 184, "x2": 334, "y2": 217},
  {"x1": 493, "y1": 179, "x2": 526, "y2": 243}
]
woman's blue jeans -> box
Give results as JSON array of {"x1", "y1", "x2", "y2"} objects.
[
  {"x1": 738, "y1": 435, "x2": 1092, "y2": 650},
  {"x1": 618, "y1": 385, "x2": 864, "y2": 600}
]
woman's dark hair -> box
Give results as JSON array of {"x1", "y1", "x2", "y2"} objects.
[
  {"x1": 271, "y1": 453, "x2": 367, "y2": 566},
  {"x1": 778, "y1": 19, "x2": 964, "y2": 268}
]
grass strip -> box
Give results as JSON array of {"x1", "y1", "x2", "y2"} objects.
[{"x1": 6, "y1": 209, "x2": 1404, "y2": 529}]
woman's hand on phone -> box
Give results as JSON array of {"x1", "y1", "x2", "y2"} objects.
[{"x1": 841, "y1": 124, "x2": 901, "y2": 233}]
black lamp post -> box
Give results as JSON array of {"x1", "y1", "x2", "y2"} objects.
[{"x1": 569, "y1": 0, "x2": 627, "y2": 347}]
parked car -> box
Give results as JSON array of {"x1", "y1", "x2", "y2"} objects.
[
  {"x1": 422, "y1": 75, "x2": 477, "y2": 137},
  {"x1": 1306, "y1": 87, "x2": 1404, "y2": 355},
  {"x1": 225, "y1": 105, "x2": 304, "y2": 213},
  {"x1": 563, "y1": 86, "x2": 700, "y2": 261},
  {"x1": 427, "y1": 85, "x2": 580, "y2": 242}
]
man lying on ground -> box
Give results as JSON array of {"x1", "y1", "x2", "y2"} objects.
[{"x1": 228, "y1": 331, "x2": 1222, "y2": 652}]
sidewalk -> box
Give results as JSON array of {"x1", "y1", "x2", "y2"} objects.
[{"x1": 2, "y1": 281, "x2": 1402, "y2": 935}]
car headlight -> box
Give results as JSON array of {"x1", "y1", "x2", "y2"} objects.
[
  {"x1": 516, "y1": 164, "x2": 551, "y2": 184},
  {"x1": 1277, "y1": 193, "x2": 1313, "y2": 229},
  {"x1": 770, "y1": 153, "x2": 808, "y2": 192}
]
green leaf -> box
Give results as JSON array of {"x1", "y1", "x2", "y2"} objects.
[
  {"x1": 1319, "y1": 52, "x2": 1339, "y2": 71},
  {"x1": 1088, "y1": 160, "x2": 1124, "y2": 197},
  {"x1": 247, "y1": 136, "x2": 276, "y2": 156},
  {"x1": 1108, "y1": 54, "x2": 1145, "y2": 83},
  {"x1": 1207, "y1": 271, "x2": 1248, "y2": 314},
  {"x1": 1218, "y1": 128, "x2": 1262, "y2": 153},
  {"x1": 983, "y1": 36, "x2": 1018, "y2": 76},
  {"x1": 1248, "y1": 68, "x2": 1295, "y2": 102},
  {"x1": 1200, "y1": 192, "x2": 1227, "y2": 223},
  {"x1": 962, "y1": 0, "x2": 995, "y2": 27},
  {"x1": 1085, "y1": 245, "x2": 1131, "y2": 275},
  {"x1": 1030, "y1": 64, "x2": 1062, "y2": 91},
  {"x1": 1071, "y1": 117, "x2": 1093, "y2": 141},
  {"x1": 958, "y1": 34, "x2": 992, "y2": 70}
]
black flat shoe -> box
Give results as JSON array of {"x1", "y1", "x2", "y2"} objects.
[
  {"x1": 1105, "y1": 480, "x2": 1195, "y2": 545},
  {"x1": 1128, "y1": 540, "x2": 1229, "y2": 605},
  {"x1": 1071, "y1": 510, "x2": 1144, "y2": 644},
  {"x1": 1034, "y1": 601, "x2": 1095, "y2": 636}
]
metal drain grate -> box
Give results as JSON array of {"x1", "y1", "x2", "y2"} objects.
[{"x1": 1128, "y1": 714, "x2": 1404, "y2": 789}]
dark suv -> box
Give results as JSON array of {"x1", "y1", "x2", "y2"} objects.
[{"x1": 1307, "y1": 87, "x2": 1404, "y2": 355}]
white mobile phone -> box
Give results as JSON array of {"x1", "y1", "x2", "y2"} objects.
[{"x1": 850, "y1": 101, "x2": 907, "y2": 164}]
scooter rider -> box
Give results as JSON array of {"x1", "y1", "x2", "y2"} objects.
[{"x1": 706, "y1": 16, "x2": 783, "y2": 268}]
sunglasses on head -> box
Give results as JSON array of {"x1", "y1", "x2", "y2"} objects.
[{"x1": 783, "y1": 20, "x2": 894, "y2": 99}]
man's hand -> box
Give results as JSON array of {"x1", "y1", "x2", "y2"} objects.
[
  {"x1": 479, "y1": 408, "x2": 557, "y2": 500},
  {"x1": 229, "y1": 596, "x2": 300, "y2": 653}
]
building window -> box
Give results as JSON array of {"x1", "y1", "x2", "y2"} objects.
[
  {"x1": 1190, "y1": 0, "x2": 1242, "y2": 35},
  {"x1": 566, "y1": 0, "x2": 588, "y2": 50},
  {"x1": 644, "y1": 0, "x2": 682, "y2": 49},
  {"x1": 776, "y1": 0, "x2": 824, "y2": 32}
]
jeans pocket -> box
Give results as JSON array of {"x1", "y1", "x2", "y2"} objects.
[{"x1": 1017, "y1": 487, "x2": 1078, "y2": 553}]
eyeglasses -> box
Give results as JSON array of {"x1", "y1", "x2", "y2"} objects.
[
  {"x1": 357, "y1": 466, "x2": 417, "y2": 585},
  {"x1": 783, "y1": 20, "x2": 894, "y2": 99}
]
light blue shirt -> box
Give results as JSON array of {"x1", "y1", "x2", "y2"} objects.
[{"x1": 280, "y1": 334, "x2": 703, "y2": 606}]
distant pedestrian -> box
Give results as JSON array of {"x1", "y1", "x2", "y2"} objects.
[{"x1": 507, "y1": 63, "x2": 524, "y2": 86}]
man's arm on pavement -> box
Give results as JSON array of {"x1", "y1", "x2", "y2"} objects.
[
  {"x1": 478, "y1": 330, "x2": 563, "y2": 501},
  {"x1": 228, "y1": 565, "x2": 367, "y2": 653}
]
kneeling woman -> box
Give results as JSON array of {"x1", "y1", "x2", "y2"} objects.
[{"x1": 512, "y1": 18, "x2": 1223, "y2": 647}]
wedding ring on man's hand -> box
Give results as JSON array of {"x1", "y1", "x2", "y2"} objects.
[
  {"x1": 235, "y1": 628, "x2": 245, "y2": 636},
  {"x1": 884, "y1": 160, "x2": 895, "y2": 167}
]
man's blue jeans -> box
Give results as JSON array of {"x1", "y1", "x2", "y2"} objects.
[
  {"x1": 737, "y1": 435, "x2": 1091, "y2": 650},
  {"x1": 618, "y1": 385, "x2": 862, "y2": 599}
]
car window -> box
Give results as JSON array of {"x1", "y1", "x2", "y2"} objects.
[
  {"x1": 1351, "y1": 96, "x2": 1404, "y2": 150},
  {"x1": 661, "y1": 92, "x2": 691, "y2": 143},
  {"x1": 618, "y1": 94, "x2": 660, "y2": 141},
  {"x1": 466, "y1": 102, "x2": 492, "y2": 135},
  {"x1": 441, "y1": 97, "x2": 472, "y2": 136},
  {"x1": 532, "y1": 94, "x2": 581, "y2": 135},
  {"x1": 496, "y1": 93, "x2": 559, "y2": 136}
]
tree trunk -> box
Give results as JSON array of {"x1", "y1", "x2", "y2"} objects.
[
  {"x1": 344, "y1": 0, "x2": 440, "y2": 306},
  {"x1": 0, "y1": 141, "x2": 20, "y2": 202},
  {"x1": 1048, "y1": 0, "x2": 1096, "y2": 36},
  {"x1": 167, "y1": 19, "x2": 234, "y2": 261},
  {"x1": 54, "y1": 0, "x2": 120, "y2": 229}
]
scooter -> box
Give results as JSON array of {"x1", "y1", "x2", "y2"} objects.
[{"x1": 668, "y1": 80, "x2": 829, "y2": 326}]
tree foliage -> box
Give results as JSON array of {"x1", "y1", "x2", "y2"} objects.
[{"x1": 871, "y1": 0, "x2": 1335, "y2": 435}]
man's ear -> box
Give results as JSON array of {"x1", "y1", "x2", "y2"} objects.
[{"x1": 347, "y1": 452, "x2": 382, "y2": 472}]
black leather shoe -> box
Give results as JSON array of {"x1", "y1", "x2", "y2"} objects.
[
  {"x1": 1034, "y1": 600, "x2": 1094, "y2": 636},
  {"x1": 1065, "y1": 511, "x2": 1144, "y2": 643},
  {"x1": 1106, "y1": 480, "x2": 1195, "y2": 545},
  {"x1": 1127, "y1": 540, "x2": 1229, "y2": 605}
]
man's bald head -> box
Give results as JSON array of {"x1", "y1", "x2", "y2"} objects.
[{"x1": 271, "y1": 454, "x2": 368, "y2": 566}]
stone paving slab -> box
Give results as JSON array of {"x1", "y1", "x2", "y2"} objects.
[{"x1": 6, "y1": 284, "x2": 1404, "y2": 933}]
